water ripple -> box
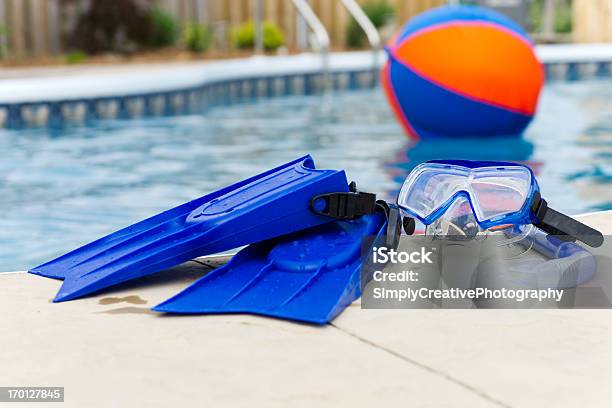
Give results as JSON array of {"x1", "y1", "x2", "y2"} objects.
[{"x1": 0, "y1": 82, "x2": 611, "y2": 270}]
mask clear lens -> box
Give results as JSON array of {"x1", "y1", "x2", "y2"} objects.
[
  {"x1": 471, "y1": 167, "x2": 532, "y2": 221},
  {"x1": 398, "y1": 164, "x2": 471, "y2": 220},
  {"x1": 398, "y1": 167, "x2": 463, "y2": 219}
]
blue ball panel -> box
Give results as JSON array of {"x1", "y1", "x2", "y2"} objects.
[{"x1": 388, "y1": 58, "x2": 533, "y2": 138}]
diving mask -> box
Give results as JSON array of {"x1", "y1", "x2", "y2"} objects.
[{"x1": 397, "y1": 160, "x2": 603, "y2": 248}]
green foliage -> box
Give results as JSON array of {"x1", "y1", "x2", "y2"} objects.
[
  {"x1": 66, "y1": 51, "x2": 88, "y2": 64},
  {"x1": 0, "y1": 25, "x2": 7, "y2": 58},
  {"x1": 528, "y1": 0, "x2": 573, "y2": 33},
  {"x1": 150, "y1": 7, "x2": 178, "y2": 47},
  {"x1": 232, "y1": 22, "x2": 255, "y2": 49},
  {"x1": 231, "y1": 21, "x2": 285, "y2": 51},
  {"x1": 554, "y1": 0, "x2": 572, "y2": 33},
  {"x1": 529, "y1": 0, "x2": 544, "y2": 32},
  {"x1": 263, "y1": 22, "x2": 284, "y2": 51},
  {"x1": 346, "y1": 1, "x2": 395, "y2": 48},
  {"x1": 182, "y1": 22, "x2": 213, "y2": 52}
]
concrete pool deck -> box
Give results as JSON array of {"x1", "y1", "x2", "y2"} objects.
[{"x1": 2, "y1": 210, "x2": 611, "y2": 407}]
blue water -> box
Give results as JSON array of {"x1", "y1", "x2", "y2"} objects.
[{"x1": 1, "y1": 79, "x2": 611, "y2": 271}]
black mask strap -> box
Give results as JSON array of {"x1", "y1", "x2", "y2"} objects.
[
  {"x1": 311, "y1": 182, "x2": 377, "y2": 220},
  {"x1": 310, "y1": 183, "x2": 415, "y2": 251},
  {"x1": 531, "y1": 191, "x2": 604, "y2": 248}
]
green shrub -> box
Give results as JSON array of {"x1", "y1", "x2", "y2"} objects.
[
  {"x1": 67, "y1": 0, "x2": 153, "y2": 54},
  {"x1": 66, "y1": 51, "x2": 88, "y2": 64},
  {"x1": 150, "y1": 7, "x2": 178, "y2": 47},
  {"x1": 263, "y1": 22, "x2": 284, "y2": 50},
  {"x1": 231, "y1": 21, "x2": 285, "y2": 51},
  {"x1": 182, "y1": 22, "x2": 212, "y2": 52},
  {"x1": 232, "y1": 22, "x2": 255, "y2": 50},
  {"x1": 346, "y1": 1, "x2": 395, "y2": 48}
]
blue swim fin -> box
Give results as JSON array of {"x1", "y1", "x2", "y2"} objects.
[
  {"x1": 29, "y1": 155, "x2": 352, "y2": 302},
  {"x1": 152, "y1": 210, "x2": 390, "y2": 324}
]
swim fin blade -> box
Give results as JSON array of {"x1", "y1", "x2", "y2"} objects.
[
  {"x1": 153, "y1": 212, "x2": 387, "y2": 324},
  {"x1": 29, "y1": 155, "x2": 350, "y2": 302}
]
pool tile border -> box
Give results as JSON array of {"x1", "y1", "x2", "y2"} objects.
[
  {"x1": 0, "y1": 60, "x2": 609, "y2": 129},
  {"x1": 0, "y1": 70, "x2": 380, "y2": 129}
]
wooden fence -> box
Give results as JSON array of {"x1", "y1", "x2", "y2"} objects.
[
  {"x1": 573, "y1": 0, "x2": 612, "y2": 42},
  {"x1": 0, "y1": 0, "x2": 446, "y2": 57}
]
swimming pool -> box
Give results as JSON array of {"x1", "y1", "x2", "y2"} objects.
[{"x1": 1, "y1": 78, "x2": 611, "y2": 271}]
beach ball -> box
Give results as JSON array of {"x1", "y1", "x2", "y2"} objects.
[{"x1": 382, "y1": 5, "x2": 544, "y2": 139}]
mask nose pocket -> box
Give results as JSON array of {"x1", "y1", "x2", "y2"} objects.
[{"x1": 427, "y1": 195, "x2": 483, "y2": 240}]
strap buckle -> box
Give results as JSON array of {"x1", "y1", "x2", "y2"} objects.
[
  {"x1": 530, "y1": 191, "x2": 548, "y2": 222},
  {"x1": 375, "y1": 200, "x2": 415, "y2": 250},
  {"x1": 311, "y1": 183, "x2": 417, "y2": 250},
  {"x1": 311, "y1": 182, "x2": 377, "y2": 220}
]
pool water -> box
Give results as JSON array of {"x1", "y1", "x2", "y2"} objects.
[{"x1": 1, "y1": 79, "x2": 611, "y2": 271}]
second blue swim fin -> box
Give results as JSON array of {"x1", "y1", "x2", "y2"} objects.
[
  {"x1": 153, "y1": 208, "x2": 393, "y2": 324},
  {"x1": 29, "y1": 155, "x2": 351, "y2": 302}
]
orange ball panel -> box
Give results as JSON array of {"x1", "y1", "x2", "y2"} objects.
[{"x1": 392, "y1": 23, "x2": 544, "y2": 115}]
